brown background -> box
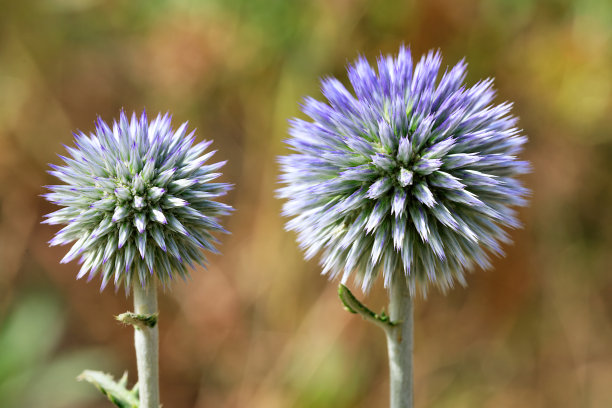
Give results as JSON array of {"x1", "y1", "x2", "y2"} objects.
[{"x1": 1, "y1": 0, "x2": 611, "y2": 407}]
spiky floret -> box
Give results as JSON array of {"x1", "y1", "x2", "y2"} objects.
[
  {"x1": 44, "y1": 111, "x2": 232, "y2": 291},
  {"x1": 278, "y1": 47, "x2": 530, "y2": 296}
]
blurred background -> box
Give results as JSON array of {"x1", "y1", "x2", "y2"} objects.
[{"x1": 1, "y1": 0, "x2": 611, "y2": 407}]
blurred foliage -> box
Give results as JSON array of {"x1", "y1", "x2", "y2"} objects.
[
  {"x1": 1, "y1": 0, "x2": 612, "y2": 407},
  {"x1": 0, "y1": 294, "x2": 116, "y2": 408}
]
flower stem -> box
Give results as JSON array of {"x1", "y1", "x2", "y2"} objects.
[
  {"x1": 133, "y1": 280, "x2": 160, "y2": 408},
  {"x1": 385, "y1": 277, "x2": 414, "y2": 408}
]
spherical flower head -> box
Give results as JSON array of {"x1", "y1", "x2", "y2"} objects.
[
  {"x1": 44, "y1": 111, "x2": 233, "y2": 291},
  {"x1": 278, "y1": 47, "x2": 530, "y2": 296}
]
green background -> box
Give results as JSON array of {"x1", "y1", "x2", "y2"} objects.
[{"x1": 1, "y1": 0, "x2": 611, "y2": 407}]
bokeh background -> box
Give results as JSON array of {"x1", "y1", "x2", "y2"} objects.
[{"x1": 1, "y1": 0, "x2": 611, "y2": 407}]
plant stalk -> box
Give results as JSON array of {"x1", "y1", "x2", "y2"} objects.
[
  {"x1": 385, "y1": 277, "x2": 414, "y2": 408},
  {"x1": 133, "y1": 280, "x2": 160, "y2": 408}
]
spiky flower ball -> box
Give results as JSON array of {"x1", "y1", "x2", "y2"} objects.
[
  {"x1": 44, "y1": 111, "x2": 232, "y2": 291},
  {"x1": 278, "y1": 47, "x2": 530, "y2": 295}
]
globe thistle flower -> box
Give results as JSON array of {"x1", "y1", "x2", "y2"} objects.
[
  {"x1": 278, "y1": 47, "x2": 530, "y2": 295},
  {"x1": 44, "y1": 111, "x2": 232, "y2": 291}
]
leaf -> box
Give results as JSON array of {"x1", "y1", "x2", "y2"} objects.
[
  {"x1": 337, "y1": 284, "x2": 396, "y2": 331},
  {"x1": 116, "y1": 312, "x2": 158, "y2": 329},
  {"x1": 77, "y1": 370, "x2": 139, "y2": 408}
]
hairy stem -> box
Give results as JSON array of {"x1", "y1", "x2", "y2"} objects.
[
  {"x1": 133, "y1": 280, "x2": 159, "y2": 408},
  {"x1": 385, "y1": 277, "x2": 414, "y2": 408}
]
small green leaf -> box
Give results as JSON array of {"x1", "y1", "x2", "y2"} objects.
[
  {"x1": 338, "y1": 284, "x2": 396, "y2": 331},
  {"x1": 77, "y1": 370, "x2": 139, "y2": 408},
  {"x1": 116, "y1": 312, "x2": 158, "y2": 329}
]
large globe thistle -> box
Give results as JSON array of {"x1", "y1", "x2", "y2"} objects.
[
  {"x1": 44, "y1": 111, "x2": 232, "y2": 291},
  {"x1": 278, "y1": 47, "x2": 530, "y2": 295}
]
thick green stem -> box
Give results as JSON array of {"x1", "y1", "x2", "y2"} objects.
[
  {"x1": 385, "y1": 278, "x2": 414, "y2": 408},
  {"x1": 133, "y1": 280, "x2": 159, "y2": 408}
]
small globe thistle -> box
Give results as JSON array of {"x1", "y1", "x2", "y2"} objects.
[
  {"x1": 44, "y1": 111, "x2": 232, "y2": 291},
  {"x1": 278, "y1": 47, "x2": 530, "y2": 295}
]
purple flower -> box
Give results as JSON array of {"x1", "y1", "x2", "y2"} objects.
[
  {"x1": 278, "y1": 47, "x2": 530, "y2": 295},
  {"x1": 44, "y1": 111, "x2": 232, "y2": 291}
]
